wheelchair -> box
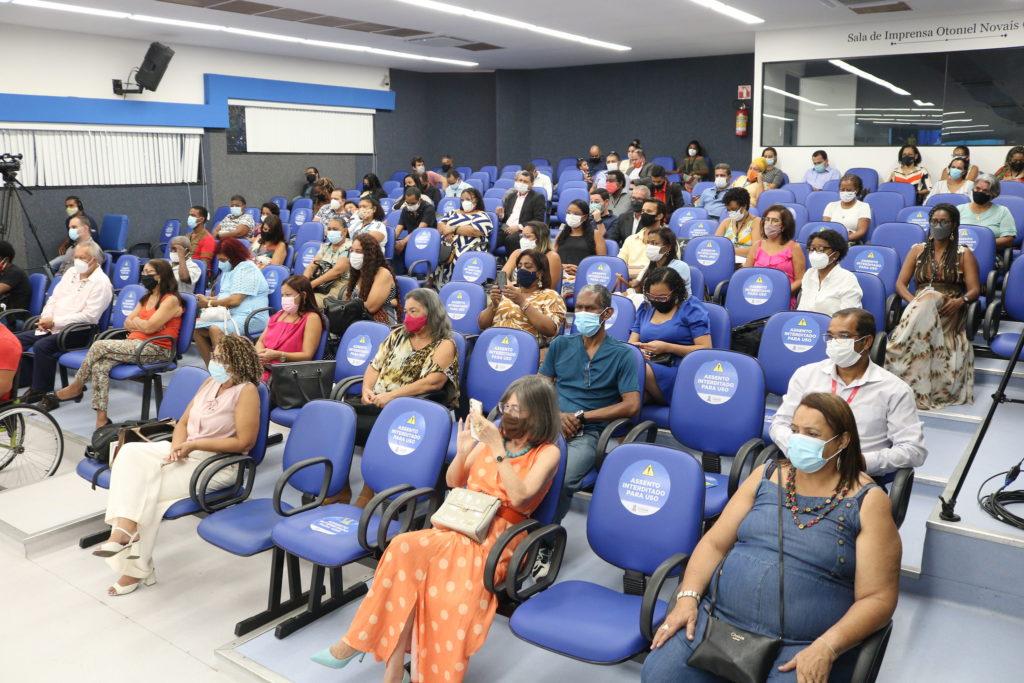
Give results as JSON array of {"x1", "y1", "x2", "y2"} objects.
[{"x1": 0, "y1": 400, "x2": 63, "y2": 489}]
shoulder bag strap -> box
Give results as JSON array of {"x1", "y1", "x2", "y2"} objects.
[{"x1": 776, "y1": 454, "x2": 785, "y2": 639}]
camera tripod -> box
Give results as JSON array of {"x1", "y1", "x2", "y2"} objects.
[{"x1": 0, "y1": 171, "x2": 55, "y2": 277}]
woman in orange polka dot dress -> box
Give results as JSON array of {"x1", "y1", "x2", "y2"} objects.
[{"x1": 312, "y1": 375, "x2": 562, "y2": 682}]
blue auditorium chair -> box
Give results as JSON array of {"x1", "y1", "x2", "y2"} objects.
[
  {"x1": 871, "y1": 222, "x2": 925, "y2": 262},
  {"x1": 395, "y1": 275, "x2": 418, "y2": 304},
  {"x1": 852, "y1": 271, "x2": 889, "y2": 357},
  {"x1": 683, "y1": 236, "x2": 735, "y2": 299},
  {"x1": 501, "y1": 164, "x2": 522, "y2": 177},
  {"x1": 876, "y1": 182, "x2": 915, "y2": 207},
  {"x1": 797, "y1": 221, "x2": 847, "y2": 244},
  {"x1": 268, "y1": 396, "x2": 451, "y2": 637},
  {"x1": 846, "y1": 167, "x2": 880, "y2": 192},
  {"x1": 652, "y1": 155, "x2": 675, "y2": 171},
  {"x1": 554, "y1": 189, "x2": 587, "y2": 223},
  {"x1": 669, "y1": 207, "x2": 709, "y2": 232},
  {"x1": 896, "y1": 206, "x2": 929, "y2": 228},
  {"x1": 436, "y1": 196, "x2": 461, "y2": 215},
  {"x1": 269, "y1": 196, "x2": 288, "y2": 211},
  {"x1": 823, "y1": 179, "x2": 841, "y2": 192},
  {"x1": 865, "y1": 192, "x2": 906, "y2": 236},
  {"x1": 784, "y1": 182, "x2": 812, "y2": 204},
  {"x1": 688, "y1": 266, "x2": 706, "y2": 301},
  {"x1": 479, "y1": 165, "x2": 498, "y2": 184},
  {"x1": 804, "y1": 191, "x2": 839, "y2": 223},
  {"x1": 404, "y1": 228, "x2": 440, "y2": 283},
  {"x1": 0, "y1": 272, "x2": 48, "y2": 330},
  {"x1": 507, "y1": 444, "x2": 705, "y2": 664},
  {"x1": 129, "y1": 219, "x2": 179, "y2": 258},
  {"x1": 704, "y1": 301, "x2": 731, "y2": 348},
  {"x1": 258, "y1": 265, "x2": 290, "y2": 310},
  {"x1": 198, "y1": 400, "x2": 357, "y2": 636},
  {"x1": 692, "y1": 181, "x2": 714, "y2": 197},
  {"x1": 925, "y1": 192, "x2": 970, "y2": 207},
  {"x1": 244, "y1": 207, "x2": 261, "y2": 224},
  {"x1": 212, "y1": 205, "x2": 231, "y2": 225},
  {"x1": 290, "y1": 207, "x2": 312, "y2": 226},
  {"x1": 717, "y1": 267, "x2": 793, "y2": 326},
  {"x1": 779, "y1": 203, "x2": 808, "y2": 231},
  {"x1": 758, "y1": 189, "x2": 795, "y2": 207},
  {"x1": 757, "y1": 311, "x2": 830, "y2": 438},
  {"x1": 986, "y1": 255, "x2": 1024, "y2": 353},
  {"x1": 568, "y1": 294, "x2": 635, "y2": 342},
  {"x1": 290, "y1": 222, "x2": 324, "y2": 249},
  {"x1": 842, "y1": 245, "x2": 900, "y2": 329},
  {"x1": 99, "y1": 214, "x2": 129, "y2": 260},
  {"x1": 451, "y1": 251, "x2": 496, "y2": 285},
  {"x1": 110, "y1": 254, "x2": 140, "y2": 292},
  {"x1": 440, "y1": 281, "x2": 487, "y2": 337},
  {"x1": 292, "y1": 241, "x2": 320, "y2": 276},
  {"x1": 572, "y1": 256, "x2": 628, "y2": 297}
]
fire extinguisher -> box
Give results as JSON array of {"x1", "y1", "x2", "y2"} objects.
[{"x1": 735, "y1": 102, "x2": 750, "y2": 137}]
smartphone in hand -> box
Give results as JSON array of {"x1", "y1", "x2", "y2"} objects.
[
  {"x1": 496, "y1": 271, "x2": 507, "y2": 289},
  {"x1": 468, "y1": 398, "x2": 483, "y2": 440}
]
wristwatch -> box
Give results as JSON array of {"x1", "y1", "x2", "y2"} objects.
[
  {"x1": 574, "y1": 409, "x2": 586, "y2": 425},
  {"x1": 495, "y1": 454, "x2": 504, "y2": 463},
  {"x1": 279, "y1": 352, "x2": 286, "y2": 362},
  {"x1": 963, "y1": 296, "x2": 970, "y2": 304}
]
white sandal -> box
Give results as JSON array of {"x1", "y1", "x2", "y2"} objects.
[
  {"x1": 92, "y1": 526, "x2": 140, "y2": 558},
  {"x1": 107, "y1": 571, "x2": 156, "y2": 597}
]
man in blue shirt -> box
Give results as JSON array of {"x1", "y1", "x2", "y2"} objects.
[
  {"x1": 443, "y1": 170, "x2": 472, "y2": 198},
  {"x1": 540, "y1": 284, "x2": 641, "y2": 521},
  {"x1": 803, "y1": 149, "x2": 843, "y2": 190},
  {"x1": 696, "y1": 163, "x2": 732, "y2": 221}
]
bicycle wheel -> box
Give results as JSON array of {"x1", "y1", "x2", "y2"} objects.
[{"x1": 0, "y1": 405, "x2": 64, "y2": 490}]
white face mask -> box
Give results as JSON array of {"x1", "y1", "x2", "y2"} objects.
[
  {"x1": 349, "y1": 252, "x2": 364, "y2": 270},
  {"x1": 840, "y1": 191, "x2": 857, "y2": 203},
  {"x1": 519, "y1": 237, "x2": 537, "y2": 251},
  {"x1": 688, "y1": 148, "x2": 698, "y2": 157},
  {"x1": 169, "y1": 253, "x2": 180, "y2": 264},
  {"x1": 826, "y1": 337, "x2": 865, "y2": 368},
  {"x1": 461, "y1": 200, "x2": 476, "y2": 212},
  {"x1": 565, "y1": 214, "x2": 583, "y2": 228},
  {"x1": 809, "y1": 251, "x2": 831, "y2": 270},
  {"x1": 728, "y1": 209, "x2": 745, "y2": 223},
  {"x1": 415, "y1": 164, "x2": 426, "y2": 173},
  {"x1": 405, "y1": 203, "x2": 420, "y2": 213},
  {"x1": 329, "y1": 198, "x2": 341, "y2": 211},
  {"x1": 73, "y1": 258, "x2": 91, "y2": 274},
  {"x1": 714, "y1": 176, "x2": 728, "y2": 189},
  {"x1": 514, "y1": 181, "x2": 529, "y2": 194},
  {"x1": 358, "y1": 208, "x2": 373, "y2": 221},
  {"x1": 645, "y1": 244, "x2": 665, "y2": 262}
]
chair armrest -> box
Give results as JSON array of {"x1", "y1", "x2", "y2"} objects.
[
  {"x1": 983, "y1": 299, "x2": 1003, "y2": 343},
  {"x1": 986, "y1": 269, "x2": 998, "y2": 299},
  {"x1": 849, "y1": 621, "x2": 893, "y2": 683},
  {"x1": 376, "y1": 486, "x2": 441, "y2": 552},
  {"x1": 98, "y1": 327, "x2": 129, "y2": 341},
  {"x1": 640, "y1": 552, "x2": 691, "y2": 642},
  {"x1": 188, "y1": 453, "x2": 256, "y2": 513},
  {"x1": 712, "y1": 280, "x2": 728, "y2": 305},
  {"x1": 357, "y1": 484, "x2": 413, "y2": 553},
  {"x1": 506, "y1": 523, "x2": 567, "y2": 602},
  {"x1": 594, "y1": 418, "x2": 633, "y2": 472},
  {"x1": 624, "y1": 420, "x2": 659, "y2": 445},
  {"x1": 244, "y1": 307, "x2": 274, "y2": 338},
  {"x1": 0, "y1": 308, "x2": 30, "y2": 325},
  {"x1": 965, "y1": 301, "x2": 981, "y2": 341},
  {"x1": 407, "y1": 259, "x2": 430, "y2": 277},
  {"x1": 133, "y1": 337, "x2": 177, "y2": 372},
  {"x1": 128, "y1": 241, "x2": 152, "y2": 257},
  {"x1": 728, "y1": 438, "x2": 765, "y2": 496},
  {"x1": 483, "y1": 519, "x2": 540, "y2": 597},
  {"x1": 870, "y1": 334, "x2": 887, "y2": 366},
  {"x1": 330, "y1": 375, "x2": 363, "y2": 400},
  {"x1": 272, "y1": 456, "x2": 333, "y2": 517},
  {"x1": 887, "y1": 467, "x2": 915, "y2": 530},
  {"x1": 56, "y1": 323, "x2": 99, "y2": 352}
]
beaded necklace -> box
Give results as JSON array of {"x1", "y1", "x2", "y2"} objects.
[
  {"x1": 502, "y1": 438, "x2": 531, "y2": 459},
  {"x1": 785, "y1": 465, "x2": 848, "y2": 530}
]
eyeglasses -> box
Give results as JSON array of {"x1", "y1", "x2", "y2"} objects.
[
  {"x1": 808, "y1": 246, "x2": 833, "y2": 254},
  {"x1": 496, "y1": 402, "x2": 521, "y2": 416},
  {"x1": 822, "y1": 333, "x2": 865, "y2": 342},
  {"x1": 584, "y1": 360, "x2": 593, "y2": 388},
  {"x1": 929, "y1": 219, "x2": 953, "y2": 228},
  {"x1": 644, "y1": 293, "x2": 673, "y2": 303}
]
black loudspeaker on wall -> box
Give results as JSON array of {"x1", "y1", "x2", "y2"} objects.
[{"x1": 112, "y1": 42, "x2": 175, "y2": 96}]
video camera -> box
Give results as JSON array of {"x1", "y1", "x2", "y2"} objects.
[{"x1": 0, "y1": 153, "x2": 23, "y2": 180}]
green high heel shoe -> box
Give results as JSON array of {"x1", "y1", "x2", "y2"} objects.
[{"x1": 310, "y1": 647, "x2": 365, "y2": 669}]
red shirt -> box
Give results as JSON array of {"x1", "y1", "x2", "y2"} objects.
[
  {"x1": 0, "y1": 324, "x2": 21, "y2": 402},
  {"x1": 190, "y1": 229, "x2": 216, "y2": 264},
  {"x1": 652, "y1": 184, "x2": 667, "y2": 204}
]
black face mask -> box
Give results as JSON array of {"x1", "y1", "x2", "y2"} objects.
[
  {"x1": 652, "y1": 299, "x2": 675, "y2": 314},
  {"x1": 1011, "y1": 161, "x2": 1024, "y2": 172},
  {"x1": 639, "y1": 213, "x2": 658, "y2": 227},
  {"x1": 973, "y1": 191, "x2": 992, "y2": 205},
  {"x1": 516, "y1": 268, "x2": 538, "y2": 288},
  {"x1": 441, "y1": 164, "x2": 452, "y2": 173},
  {"x1": 900, "y1": 155, "x2": 916, "y2": 166},
  {"x1": 305, "y1": 173, "x2": 316, "y2": 183},
  {"x1": 140, "y1": 274, "x2": 158, "y2": 291},
  {"x1": 590, "y1": 156, "x2": 602, "y2": 166},
  {"x1": 652, "y1": 181, "x2": 664, "y2": 189},
  {"x1": 631, "y1": 199, "x2": 644, "y2": 213}
]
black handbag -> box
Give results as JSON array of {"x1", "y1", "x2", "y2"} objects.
[
  {"x1": 269, "y1": 360, "x2": 335, "y2": 409},
  {"x1": 730, "y1": 316, "x2": 770, "y2": 357},
  {"x1": 310, "y1": 261, "x2": 335, "y2": 294},
  {"x1": 687, "y1": 460, "x2": 785, "y2": 683},
  {"x1": 323, "y1": 296, "x2": 371, "y2": 337}
]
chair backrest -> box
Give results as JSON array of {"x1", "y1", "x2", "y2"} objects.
[
  {"x1": 692, "y1": 181, "x2": 715, "y2": 197},
  {"x1": 651, "y1": 155, "x2": 675, "y2": 171},
  {"x1": 250, "y1": 383, "x2": 272, "y2": 465},
  {"x1": 467, "y1": 328, "x2": 540, "y2": 413},
  {"x1": 804, "y1": 191, "x2": 839, "y2": 223},
  {"x1": 111, "y1": 254, "x2": 139, "y2": 291},
  {"x1": 292, "y1": 197, "x2": 313, "y2": 212},
  {"x1": 189, "y1": 259, "x2": 207, "y2": 293},
  {"x1": 290, "y1": 207, "x2": 312, "y2": 226},
  {"x1": 334, "y1": 320, "x2": 391, "y2": 386},
  {"x1": 292, "y1": 222, "x2": 324, "y2": 248},
  {"x1": 284, "y1": 400, "x2": 357, "y2": 498},
  {"x1": 395, "y1": 275, "x2": 418, "y2": 304},
  {"x1": 588, "y1": 444, "x2": 705, "y2": 575},
  {"x1": 244, "y1": 207, "x2": 261, "y2": 224},
  {"x1": 871, "y1": 222, "x2": 925, "y2": 262},
  {"x1": 678, "y1": 218, "x2": 716, "y2": 240},
  {"x1": 604, "y1": 239, "x2": 620, "y2": 257},
  {"x1": 270, "y1": 196, "x2": 288, "y2": 210},
  {"x1": 797, "y1": 221, "x2": 847, "y2": 244},
  {"x1": 469, "y1": 171, "x2": 491, "y2": 188},
  {"x1": 26, "y1": 272, "x2": 47, "y2": 316},
  {"x1": 555, "y1": 189, "x2": 587, "y2": 222},
  {"x1": 480, "y1": 165, "x2": 498, "y2": 183},
  {"x1": 846, "y1": 168, "x2": 880, "y2": 192},
  {"x1": 436, "y1": 196, "x2": 461, "y2": 215},
  {"x1": 404, "y1": 228, "x2": 440, "y2": 276},
  {"x1": 379, "y1": 197, "x2": 395, "y2": 215},
  {"x1": 958, "y1": 225, "x2": 995, "y2": 285},
  {"x1": 157, "y1": 366, "x2": 210, "y2": 420},
  {"x1": 683, "y1": 236, "x2": 735, "y2": 293},
  {"x1": 896, "y1": 206, "x2": 930, "y2": 228},
  {"x1": 159, "y1": 219, "x2": 180, "y2": 245},
  {"x1": 294, "y1": 241, "x2": 320, "y2": 275},
  {"x1": 466, "y1": 178, "x2": 483, "y2": 193},
  {"x1": 779, "y1": 203, "x2": 808, "y2": 230},
  {"x1": 688, "y1": 265, "x2": 706, "y2": 301},
  {"x1": 758, "y1": 311, "x2": 831, "y2": 395},
  {"x1": 784, "y1": 183, "x2": 812, "y2": 204},
  {"x1": 362, "y1": 397, "x2": 451, "y2": 493},
  {"x1": 703, "y1": 301, "x2": 731, "y2": 348},
  {"x1": 213, "y1": 206, "x2": 231, "y2": 225},
  {"x1": 852, "y1": 271, "x2": 887, "y2": 334},
  {"x1": 110, "y1": 285, "x2": 146, "y2": 328},
  {"x1": 494, "y1": 178, "x2": 514, "y2": 191},
  {"x1": 723, "y1": 267, "x2": 793, "y2": 327},
  {"x1": 384, "y1": 210, "x2": 402, "y2": 231},
  {"x1": 668, "y1": 349, "x2": 766, "y2": 454},
  {"x1": 572, "y1": 256, "x2": 629, "y2": 298},
  {"x1": 451, "y1": 251, "x2": 497, "y2": 285},
  {"x1": 842, "y1": 245, "x2": 900, "y2": 297},
  {"x1": 390, "y1": 171, "x2": 407, "y2": 183},
  {"x1": 555, "y1": 157, "x2": 576, "y2": 177},
  {"x1": 382, "y1": 181, "x2": 400, "y2": 194},
  {"x1": 175, "y1": 293, "x2": 199, "y2": 356},
  {"x1": 530, "y1": 435, "x2": 568, "y2": 526},
  {"x1": 440, "y1": 281, "x2": 487, "y2": 336},
  {"x1": 388, "y1": 187, "x2": 404, "y2": 200},
  {"x1": 501, "y1": 164, "x2": 522, "y2": 176},
  {"x1": 559, "y1": 180, "x2": 589, "y2": 192},
  {"x1": 877, "y1": 182, "x2": 915, "y2": 207},
  {"x1": 558, "y1": 169, "x2": 583, "y2": 185},
  {"x1": 758, "y1": 189, "x2": 795, "y2": 207},
  {"x1": 863, "y1": 192, "x2": 903, "y2": 235},
  {"x1": 994, "y1": 195, "x2": 1024, "y2": 242},
  {"x1": 99, "y1": 214, "x2": 129, "y2": 252},
  {"x1": 924, "y1": 192, "x2": 970, "y2": 207},
  {"x1": 261, "y1": 265, "x2": 290, "y2": 310},
  {"x1": 669, "y1": 207, "x2": 709, "y2": 231},
  {"x1": 1003, "y1": 254, "x2": 1024, "y2": 322},
  {"x1": 822, "y1": 179, "x2": 841, "y2": 193}
]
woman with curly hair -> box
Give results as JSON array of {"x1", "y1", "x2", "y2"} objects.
[
  {"x1": 95, "y1": 334, "x2": 263, "y2": 596},
  {"x1": 345, "y1": 233, "x2": 400, "y2": 325},
  {"x1": 993, "y1": 145, "x2": 1024, "y2": 183},
  {"x1": 194, "y1": 237, "x2": 270, "y2": 363}
]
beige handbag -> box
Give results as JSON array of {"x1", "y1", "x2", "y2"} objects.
[{"x1": 431, "y1": 487, "x2": 502, "y2": 543}]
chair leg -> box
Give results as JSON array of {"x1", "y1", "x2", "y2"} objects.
[
  {"x1": 140, "y1": 378, "x2": 152, "y2": 421},
  {"x1": 274, "y1": 563, "x2": 369, "y2": 639},
  {"x1": 234, "y1": 548, "x2": 311, "y2": 637},
  {"x1": 152, "y1": 376, "x2": 163, "y2": 415},
  {"x1": 59, "y1": 366, "x2": 69, "y2": 388}
]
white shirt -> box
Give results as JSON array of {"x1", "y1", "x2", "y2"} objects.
[
  {"x1": 508, "y1": 192, "x2": 528, "y2": 227},
  {"x1": 798, "y1": 265, "x2": 862, "y2": 316},
  {"x1": 350, "y1": 219, "x2": 388, "y2": 249},
  {"x1": 823, "y1": 200, "x2": 872, "y2": 236},
  {"x1": 533, "y1": 173, "x2": 553, "y2": 200},
  {"x1": 39, "y1": 267, "x2": 113, "y2": 333},
  {"x1": 927, "y1": 179, "x2": 975, "y2": 199},
  {"x1": 770, "y1": 359, "x2": 927, "y2": 475},
  {"x1": 171, "y1": 258, "x2": 203, "y2": 295}
]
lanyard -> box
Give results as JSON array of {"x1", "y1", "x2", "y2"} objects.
[{"x1": 831, "y1": 379, "x2": 860, "y2": 404}]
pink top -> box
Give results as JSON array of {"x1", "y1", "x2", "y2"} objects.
[
  {"x1": 260, "y1": 311, "x2": 315, "y2": 382},
  {"x1": 187, "y1": 380, "x2": 247, "y2": 444},
  {"x1": 753, "y1": 243, "x2": 796, "y2": 308}
]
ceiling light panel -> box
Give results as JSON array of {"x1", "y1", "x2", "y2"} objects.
[
  {"x1": 687, "y1": 0, "x2": 764, "y2": 24},
  {"x1": 12, "y1": 0, "x2": 128, "y2": 17}
]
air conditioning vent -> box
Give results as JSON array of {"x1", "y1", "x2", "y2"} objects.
[
  {"x1": 850, "y1": 2, "x2": 911, "y2": 14},
  {"x1": 405, "y1": 35, "x2": 472, "y2": 48}
]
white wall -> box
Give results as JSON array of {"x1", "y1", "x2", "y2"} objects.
[
  {"x1": 753, "y1": 9, "x2": 1024, "y2": 182},
  {"x1": 0, "y1": 23, "x2": 388, "y2": 105}
]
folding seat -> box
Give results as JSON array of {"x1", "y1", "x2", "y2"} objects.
[
  {"x1": 716, "y1": 267, "x2": 793, "y2": 326},
  {"x1": 683, "y1": 236, "x2": 734, "y2": 299},
  {"x1": 440, "y1": 281, "x2": 487, "y2": 336},
  {"x1": 450, "y1": 251, "x2": 496, "y2": 285}
]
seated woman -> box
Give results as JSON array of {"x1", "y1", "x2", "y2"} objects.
[
  {"x1": 313, "y1": 375, "x2": 561, "y2": 683},
  {"x1": 993, "y1": 145, "x2": 1024, "y2": 183},
  {"x1": 939, "y1": 145, "x2": 979, "y2": 182},
  {"x1": 305, "y1": 218, "x2": 350, "y2": 305},
  {"x1": 168, "y1": 236, "x2": 203, "y2": 295},
  {"x1": 344, "y1": 234, "x2": 400, "y2": 326},
  {"x1": 672, "y1": 139, "x2": 709, "y2": 194},
  {"x1": 743, "y1": 204, "x2": 805, "y2": 308},
  {"x1": 628, "y1": 267, "x2": 711, "y2": 405},
  {"x1": 50, "y1": 259, "x2": 183, "y2": 427},
  {"x1": 619, "y1": 226, "x2": 691, "y2": 294},
  {"x1": 479, "y1": 249, "x2": 566, "y2": 348},
  {"x1": 95, "y1": 335, "x2": 262, "y2": 596},
  {"x1": 761, "y1": 146, "x2": 785, "y2": 189},
  {"x1": 823, "y1": 173, "x2": 872, "y2": 243},
  {"x1": 887, "y1": 144, "x2": 930, "y2": 204},
  {"x1": 731, "y1": 158, "x2": 767, "y2": 207},
  {"x1": 501, "y1": 220, "x2": 562, "y2": 286},
  {"x1": 798, "y1": 229, "x2": 863, "y2": 316},
  {"x1": 250, "y1": 214, "x2": 287, "y2": 268},
  {"x1": 553, "y1": 200, "x2": 607, "y2": 293},
  {"x1": 714, "y1": 187, "x2": 762, "y2": 259},
  {"x1": 311, "y1": 177, "x2": 335, "y2": 217},
  {"x1": 193, "y1": 238, "x2": 270, "y2": 364},
  {"x1": 643, "y1": 392, "x2": 900, "y2": 683},
  {"x1": 259, "y1": 201, "x2": 280, "y2": 221},
  {"x1": 348, "y1": 197, "x2": 388, "y2": 247},
  {"x1": 886, "y1": 203, "x2": 979, "y2": 409},
  {"x1": 958, "y1": 174, "x2": 1017, "y2": 249},
  {"x1": 928, "y1": 156, "x2": 975, "y2": 199},
  {"x1": 435, "y1": 187, "x2": 492, "y2": 286},
  {"x1": 255, "y1": 275, "x2": 324, "y2": 383},
  {"x1": 359, "y1": 173, "x2": 388, "y2": 202}
]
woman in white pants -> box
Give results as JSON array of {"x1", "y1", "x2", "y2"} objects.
[{"x1": 94, "y1": 334, "x2": 262, "y2": 596}]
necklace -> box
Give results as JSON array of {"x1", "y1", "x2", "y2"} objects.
[
  {"x1": 784, "y1": 466, "x2": 848, "y2": 530},
  {"x1": 502, "y1": 438, "x2": 531, "y2": 459}
]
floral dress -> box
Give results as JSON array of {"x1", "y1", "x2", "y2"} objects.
[{"x1": 370, "y1": 329, "x2": 461, "y2": 408}]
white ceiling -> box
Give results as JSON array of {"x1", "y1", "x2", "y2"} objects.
[{"x1": 1, "y1": 0, "x2": 1021, "y2": 72}]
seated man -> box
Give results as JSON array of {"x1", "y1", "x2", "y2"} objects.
[
  {"x1": 186, "y1": 205, "x2": 216, "y2": 271},
  {"x1": 695, "y1": 163, "x2": 731, "y2": 221},
  {"x1": 214, "y1": 195, "x2": 256, "y2": 240},
  {"x1": 0, "y1": 240, "x2": 32, "y2": 322},
  {"x1": 394, "y1": 187, "x2": 438, "y2": 264},
  {"x1": 50, "y1": 196, "x2": 99, "y2": 273},
  {"x1": 618, "y1": 184, "x2": 652, "y2": 243},
  {"x1": 770, "y1": 307, "x2": 927, "y2": 475},
  {"x1": 496, "y1": 170, "x2": 547, "y2": 254},
  {"x1": 620, "y1": 198, "x2": 667, "y2": 278},
  {"x1": 589, "y1": 188, "x2": 620, "y2": 243},
  {"x1": 299, "y1": 167, "x2": 319, "y2": 200},
  {"x1": 803, "y1": 149, "x2": 843, "y2": 191},
  {"x1": 523, "y1": 162, "x2": 553, "y2": 200},
  {"x1": 54, "y1": 215, "x2": 101, "y2": 275},
  {"x1": 540, "y1": 284, "x2": 641, "y2": 521},
  {"x1": 637, "y1": 164, "x2": 685, "y2": 216},
  {"x1": 443, "y1": 169, "x2": 471, "y2": 198},
  {"x1": 16, "y1": 242, "x2": 113, "y2": 402},
  {"x1": 410, "y1": 155, "x2": 445, "y2": 189}
]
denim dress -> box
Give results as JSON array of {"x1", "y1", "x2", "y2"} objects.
[{"x1": 642, "y1": 465, "x2": 878, "y2": 683}]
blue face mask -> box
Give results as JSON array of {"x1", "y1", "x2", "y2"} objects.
[
  {"x1": 208, "y1": 360, "x2": 231, "y2": 384},
  {"x1": 326, "y1": 230, "x2": 343, "y2": 244},
  {"x1": 229, "y1": 206, "x2": 243, "y2": 217},
  {"x1": 68, "y1": 227, "x2": 79, "y2": 241},
  {"x1": 813, "y1": 162, "x2": 826, "y2": 173},
  {"x1": 218, "y1": 260, "x2": 232, "y2": 274},
  {"x1": 786, "y1": 433, "x2": 841, "y2": 473},
  {"x1": 949, "y1": 167, "x2": 964, "y2": 180},
  {"x1": 575, "y1": 310, "x2": 605, "y2": 337},
  {"x1": 187, "y1": 216, "x2": 199, "y2": 229}
]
